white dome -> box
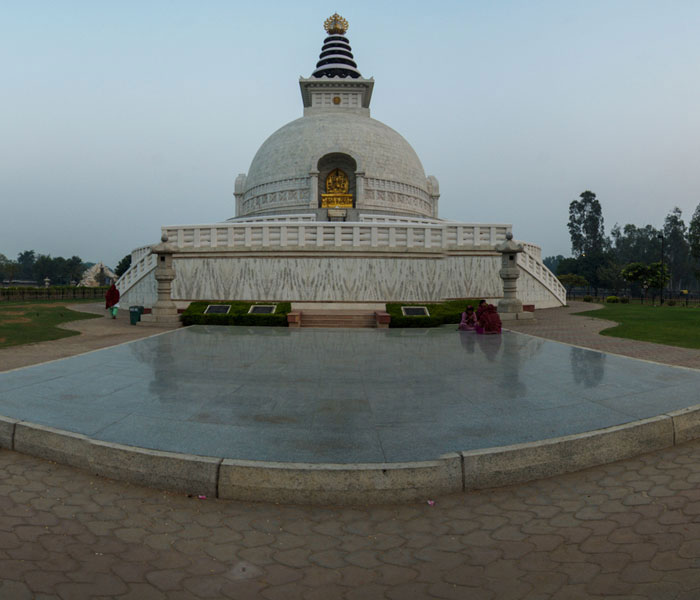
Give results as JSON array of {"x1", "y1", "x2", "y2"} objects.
[{"x1": 238, "y1": 112, "x2": 436, "y2": 218}]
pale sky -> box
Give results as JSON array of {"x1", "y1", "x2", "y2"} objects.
[{"x1": 2, "y1": 1, "x2": 699, "y2": 268}]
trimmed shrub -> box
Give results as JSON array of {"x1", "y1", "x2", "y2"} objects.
[
  {"x1": 606, "y1": 296, "x2": 619, "y2": 303},
  {"x1": 386, "y1": 299, "x2": 481, "y2": 328},
  {"x1": 620, "y1": 296, "x2": 630, "y2": 304},
  {"x1": 583, "y1": 295, "x2": 593, "y2": 302},
  {"x1": 180, "y1": 301, "x2": 291, "y2": 327},
  {"x1": 666, "y1": 299, "x2": 676, "y2": 306}
]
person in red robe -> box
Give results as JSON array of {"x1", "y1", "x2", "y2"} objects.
[
  {"x1": 105, "y1": 283, "x2": 120, "y2": 319},
  {"x1": 476, "y1": 303, "x2": 502, "y2": 334}
]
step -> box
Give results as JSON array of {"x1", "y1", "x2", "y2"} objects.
[{"x1": 299, "y1": 310, "x2": 378, "y2": 329}]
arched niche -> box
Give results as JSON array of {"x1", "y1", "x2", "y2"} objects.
[{"x1": 317, "y1": 153, "x2": 357, "y2": 208}]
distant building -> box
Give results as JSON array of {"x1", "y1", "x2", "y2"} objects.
[{"x1": 79, "y1": 262, "x2": 117, "y2": 287}]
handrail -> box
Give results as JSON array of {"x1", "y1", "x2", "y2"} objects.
[
  {"x1": 517, "y1": 249, "x2": 566, "y2": 305},
  {"x1": 116, "y1": 251, "x2": 157, "y2": 294}
]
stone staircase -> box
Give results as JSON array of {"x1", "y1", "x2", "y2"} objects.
[{"x1": 287, "y1": 303, "x2": 390, "y2": 328}]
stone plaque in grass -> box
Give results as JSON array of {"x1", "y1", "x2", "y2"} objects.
[
  {"x1": 401, "y1": 306, "x2": 430, "y2": 316},
  {"x1": 204, "y1": 305, "x2": 231, "y2": 314},
  {"x1": 248, "y1": 305, "x2": 276, "y2": 314}
]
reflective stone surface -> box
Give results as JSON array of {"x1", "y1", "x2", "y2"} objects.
[{"x1": 1, "y1": 326, "x2": 698, "y2": 463}]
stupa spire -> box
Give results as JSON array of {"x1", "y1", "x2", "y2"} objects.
[{"x1": 312, "y1": 13, "x2": 361, "y2": 78}]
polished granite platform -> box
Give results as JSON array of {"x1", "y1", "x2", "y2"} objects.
[{"x1": 1, "y1": 325, "x2": 699, "y2": 463}]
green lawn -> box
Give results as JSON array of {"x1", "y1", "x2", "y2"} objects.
[
  {"x1": 575, "y1": 303, "x2": 700, "y2": 349},
  {"x1": 0, "y1": 302, "x2": 101, "y2": 348}
]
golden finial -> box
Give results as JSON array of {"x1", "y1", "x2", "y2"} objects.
[{"x1": 324, "y1": 13, "x2": 348, "y2": 35}]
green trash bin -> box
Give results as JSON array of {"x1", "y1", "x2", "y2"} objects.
[
  {"x1": 129, "y1": 306, "x2": 140, "y2": 325},
  {"x1": 136, "y1": 306, "x2": 144, "y2": 322}
]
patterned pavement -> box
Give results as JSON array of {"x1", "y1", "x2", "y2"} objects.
[{"x1": 1, "y1": 302, "x2": 700, "y2": 599}]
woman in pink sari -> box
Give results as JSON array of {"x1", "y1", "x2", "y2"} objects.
[{"x1": 458, "y1": 305, "x2": 477, "y2": 331}]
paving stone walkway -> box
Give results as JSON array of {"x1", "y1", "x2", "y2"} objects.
[{"x1": 1, "y1": 302, "x2": 700, "y2": 599}]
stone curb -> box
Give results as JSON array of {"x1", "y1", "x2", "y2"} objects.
[
  {"x1": 0, "y1": 415, "x2": 19, "y2": 450},
  {"x1": 87, "y1": 440, "x2": 220, "y2": 498},
  {"x1": 2, "y1": 407, "x2": 700, "y2": 504},
  {"x1": 462, "y1": 416, "x2": 674, "y2": 490},
  {"x1": 218, "y1": 454, "x2": 462, "y2": 504}
]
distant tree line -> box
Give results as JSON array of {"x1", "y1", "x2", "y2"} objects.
[
  {"x1": 0, "y1": 250, "x2": 92, "y2": 286},
  {"x1": 544, "y1": 191, "x2": 700, "y2": 299},
  {"x1": 0, "y1": 250, "x2": 131, "y2": 286}
]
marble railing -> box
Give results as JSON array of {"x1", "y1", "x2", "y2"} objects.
[
  {"x1": 359, "y1": 214, "x2": 441, "y2": 224},
  {"x1": 517, "y1": 249, "x2": 566, "y2": 305},
  {"x1": 117, "y1": 251, "x2": 156, "y2": 292},
  {"x1": 161, "y1": 221, "x2": 512, "y2": 251},
  {"x1": 519, "y1": 241, "x2": 542, "y2": 261},
  {"x1": 130, "y1": 245, "x2": 153, "y2": 263},
  {"x1": 225, "y1": 213, "x2": 317, "y2": 223}
]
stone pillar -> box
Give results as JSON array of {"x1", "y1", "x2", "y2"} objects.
[
  {"x1": 309, "y1": 170, "x2": 319, "y2": 209},
  {"x1": 149, "y1": 233, "x2": 181, "y2": 325},
  {"x1": 495, "y1": 232, "x2": 533, "y2": 321},
  {"x1": 355, "y1": 171, "x2": 365, "y2": 207}
]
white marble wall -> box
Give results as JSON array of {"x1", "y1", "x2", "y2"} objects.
[
  {"x1": 119, "y1": 251, "x2": 565, "y2": 309},
  {"x1": 166, "y1": 255, "x2": 515, "y2": 303}
]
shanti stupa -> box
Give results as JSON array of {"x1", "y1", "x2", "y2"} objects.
[{"x1": 117, "y1": 14, "x2": 565, "y2": 314}]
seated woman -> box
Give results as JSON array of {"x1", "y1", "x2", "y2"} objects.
[
  {"x1": 475, "y1": 299, "x2": 487, "y2": 322},
  {"x1": 458, "y1": 305, "x2": 477, "y2": 331},
  {"x1": 476, "y1": 303, "x2": 502, "y2": 334}
]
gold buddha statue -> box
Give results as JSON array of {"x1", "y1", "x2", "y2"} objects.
[{"x1": 321, "y1": 168, "x2": 353, "y2": 208}]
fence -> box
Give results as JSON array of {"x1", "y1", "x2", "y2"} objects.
[
  {"x1": 0, "y1": 286, "x2": 109, "y2": 302},
  {"x1": 566, "y1": 288, "x2": 700, "y2": 306}
]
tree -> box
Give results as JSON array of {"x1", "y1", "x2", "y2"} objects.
[
  {"x1": 115, "y1": 254, "x2": 132, "y2": 277},
  {"x1": 596, "y1": 262, "x2": 625, "y2": 294},
  {"x1": 556, "y1": 257, "x2": 580, "y2": 276},
  {"x1": 65, "y1": 256, "x2": 85, "y2": 284},
  {"x1": 610, "y1": 223, "x2": 661, "y2": 266},
  {"x1": 621, "y1": 262, "x2": 652, "y2": 303},
  {"x1": 663, "y1": 207, "x2": 691, "y2": 290},
  {"x1": 568, "y1": 191, "x2": 608, "y2": 257},
  {"x1": 0, "y1": 253, "x2": 9, "y2": 281},
  {"x1": 647, "y1": 261, "x2": 671, "y2": 295},
  {"x1": 32, "y1": 254, "x2": 55, "y2": 285},
  {"x1": 557, "y1": 273, "x2": 588, "y2": 294},
  {"x1": 689, "y1": 203, "x2": 700, "y2": 284},
  {"x1": 4, "y1": 261, "x2": 19, "y2": 283},
  {"x1": 16, "y1": 250, "x2": 36, "y2": 280},
  {"x1": 543, "y1": 255, "x2": 565, "y2": 273},
  {"x1": 567, "y1": 191, "x2": 610, "y2": 294}
]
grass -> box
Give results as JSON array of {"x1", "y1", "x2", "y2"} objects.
[
  {"x1": 0, "y1": 302, "x2": 102, "y2": 348},
  {"x1": 575, "y1": 303, "x2": 700, "y2": 349}
]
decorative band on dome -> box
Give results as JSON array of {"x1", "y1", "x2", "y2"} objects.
[
  {"x1": 319, "y1": 49, "x2": 354, "y2": 60},
  {"x1": 312, "y1": 14, "x2": 362, "y2": 79}
]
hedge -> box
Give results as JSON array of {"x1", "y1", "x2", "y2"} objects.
[
  {"x1": 386, "y1": 299, "x2": 481, "y2": 328},
  {"x1": 180, "y1": 301, "x2": 292, "y2": 327}
]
